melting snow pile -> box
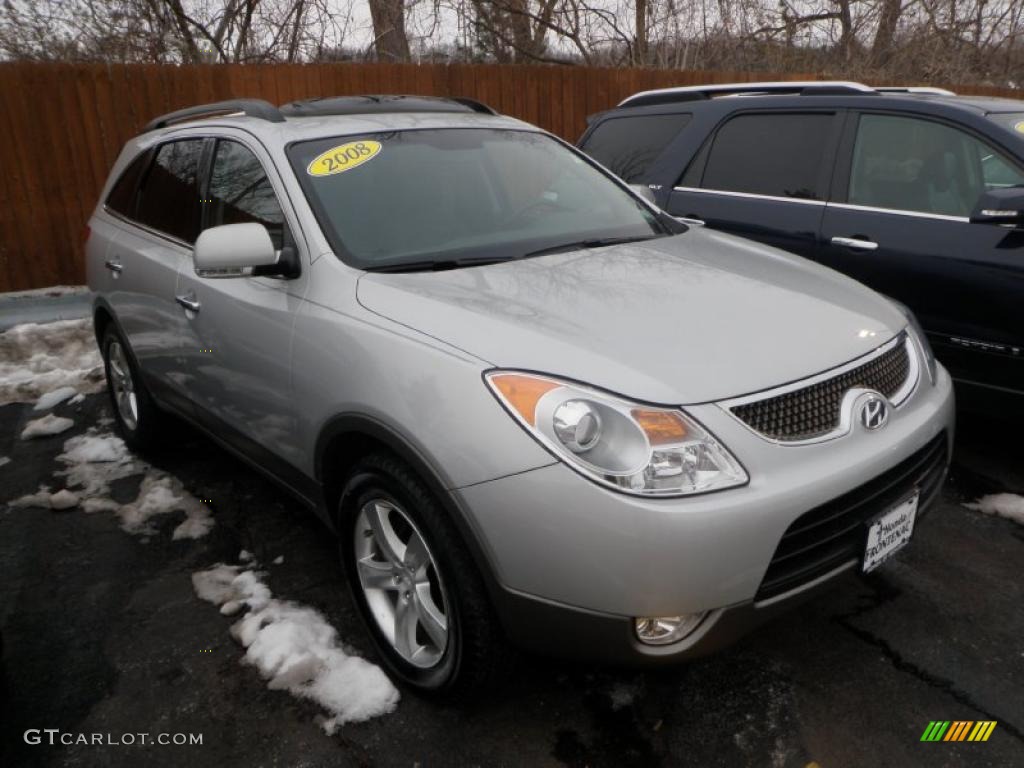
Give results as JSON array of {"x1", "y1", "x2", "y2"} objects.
[
  {"x1": 20, "y1": 413, "x2": 75, "y2": 439},
  {"x1": 965, "y1": 494, "x2": 1024, "y2": 526},
  {"x1": 0, "y1": 319, "x2": 103, "y2": 404},
  {"x1": 193, "y1": 563, "x2": 399, "y2": 733},
  {"x1": 10, "y1": 430, "x2": 213, "y2": 539}
]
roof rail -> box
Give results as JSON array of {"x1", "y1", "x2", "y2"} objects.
[
  {"x1": 618, "y1": 81, "x2": 876, "y2": 108},
  {"x1": 143, "y1": 99, "x2": 285, "y2": 132},
  {"x1": 875, "y1": 86, "x2": 956, "y2": 96},
  {"x1": 279, "y1": 94, "x2": 498, "y2": 117}
]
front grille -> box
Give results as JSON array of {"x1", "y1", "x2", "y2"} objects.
[
  {"x1": 732, "y1": 338, "x2": 911, "y2": 442},
  {"x1": 755, "y1": 432, "x2": 947, "y2": 602}
]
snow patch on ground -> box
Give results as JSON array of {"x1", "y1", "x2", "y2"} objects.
[
  {"x1": 965, "y1": 494, "x2": 1024, "y2": 526},
  {"x1": 8, "y1": 430, "x2": 213, "y2": 539},
  {"x1": 0, "y1": 456, "x2": 10, "y2": 468},
  {"x1": 1, "y1": 285, "x2": 88, "y2": 299},
  {"x1": 273, "y1": 555, "x2": 284, "y2": 565},
  {"x1": 0, "y1": 319, "x2": 103, "y2": 404},
  {"x1": 21, "y1": 413, "x2": 75, "y2": 439},
  {"x1": 33, "y1": 386, "x2": 78, "y2": 411},
  {"x1": 193, "y1": 564, "x2": 399, "y2": 733}
]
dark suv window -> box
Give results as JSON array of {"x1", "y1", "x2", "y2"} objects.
[
  {"x1": 206, "y1": 140, "x2": 285, "y2": 249},
  {"x1": 135, "y1": 139, "x2": 204, "y2": 243},
  {"x1": 698, "y1": 113, "x2": 834, "y2": 200},
  {"x1": 581, "y1": 114, "x2": 691, "y2": 183},
  {"x1": 105, "y1": 150, "x2": 151, "y2": 219},
  {"x1": 849, "y1": 114, "x2": 1024, "y2": 217}
]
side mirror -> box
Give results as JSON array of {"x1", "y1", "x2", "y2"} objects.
[
  {"x1": 629, "y1": 184, "x2": 657, "y2": 205},
  {"x1": 194, "y1": 223, "x2": 282, "y2": 278},
  {"x1": 970, "y1": 187, "x2": 1024, "y2": 227}
]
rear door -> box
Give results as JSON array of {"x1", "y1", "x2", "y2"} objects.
[
  {"x1": 175, "y1": 135, "x2": 308, "y2": 470},
  {"x1": 819, "y1": 111, "x2": 1024, "y2": 400},
  {"x1": 102, "y1": 138, "x2": 206, "y2": 413},
  {"x1": 665, "y1": 111, "x2": 843, "y2": 259}
]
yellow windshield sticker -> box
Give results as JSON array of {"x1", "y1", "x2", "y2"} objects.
[
  {"x1": 307, "y1": 141, "x2": 381, "y2": 177},
  {"x1": 1015, "y1": 121, "x2": 1024, "y2": 134}
]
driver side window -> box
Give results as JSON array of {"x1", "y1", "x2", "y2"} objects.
[
  {"x1": 848, "y1": 114, "x2": 1024, "y2": 217},
  {"x1": 206, "y1": 140, "x2": 286, "y2": 249}
]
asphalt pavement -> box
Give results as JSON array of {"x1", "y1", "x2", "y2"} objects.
[{"x1": 1, "y1": 393, "x2": 1022, "y2": 768}]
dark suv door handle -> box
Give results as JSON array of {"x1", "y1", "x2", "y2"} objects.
[
  {"x1": 104, "y1": 259, "x2": 123, "y2": 273},
  {"x1": 831, "y1": 236, "x2": 878, "y2": 251},
  {"x1": 175, "y1": 293, "x2": 200, "y2": 313}
]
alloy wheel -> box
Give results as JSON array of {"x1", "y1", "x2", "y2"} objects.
[
  {"x1": 107, "y1": 340, "x2": 138, "y2": 431},
  {"x1": 354, "y1": 498, "x2": 450, "y2": 669}
]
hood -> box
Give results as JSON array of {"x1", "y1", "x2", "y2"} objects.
[{"x1": 356, "y1": 228, "x2": 906, "y2": 404}]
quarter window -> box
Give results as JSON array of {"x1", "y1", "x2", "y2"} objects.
[
  {"x1": 206, "y1": 140, "x2": 285, "y2": 249},
  {"x1": 135, "y1": 139, "x2": 204, "y2": 243},
  {"x1": 848, "y1": 114, "x2": 1024, "y2": 217},
  {"x1": 105, "y1": 150, "x2": 151, "y2": 219},
  {"x1": 699, "y1": 113, "x2": 834, "y2": 200},
  {"x1": 581, "y1": 114, "x2": 691, "y2": 183}
]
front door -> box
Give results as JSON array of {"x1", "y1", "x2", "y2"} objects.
[
  {"x1": 175, "y1": 136, "x2": 307, "y2": 469},
  {"x1": 819, "y1": 112, "x2": 1024, "y2": 402}
]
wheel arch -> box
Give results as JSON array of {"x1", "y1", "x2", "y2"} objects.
[{"x1": 315, "y1": 414, "x2": 505, "y2": 604}]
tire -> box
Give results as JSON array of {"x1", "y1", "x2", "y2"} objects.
[
  {"x1": 338, "y1": 452, "x2": 511, "y2": 696},
  {"x1": 101, "y1": 325, "x2": 165, "y2": 452}
]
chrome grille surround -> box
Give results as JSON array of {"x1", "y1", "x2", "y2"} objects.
[{"x1": 721, "y1": 334, "x2": 919, "y2": 445}]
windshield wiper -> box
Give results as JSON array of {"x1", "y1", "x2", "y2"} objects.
[
  {"x1": 521, "y1": 234, "x2": 661, "y2": 259},
  {"x1": 363, "y1": 257, "x2": 509, "y2": 273}
]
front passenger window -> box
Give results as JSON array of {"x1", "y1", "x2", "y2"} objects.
[
  {"x1": 135, "y1": 139, "x2": 204, "y2": 243},
  {"x1": 848, "y1": 114, "x2": 1023, "y2": 217},
  {"x1": 207, "y1": 140, "x2": 285, "y2": 249}
]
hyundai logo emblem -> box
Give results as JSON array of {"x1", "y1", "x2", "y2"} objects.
[{"x1": 860, "y1": 396, "x2": 889, "y2": 430}]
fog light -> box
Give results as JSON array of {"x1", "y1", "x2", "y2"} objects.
[{"x1": 634, "y1": 613, "x2": 707, "y2": 645}]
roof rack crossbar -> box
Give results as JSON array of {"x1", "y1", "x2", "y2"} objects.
[
  {"x1": 618, "y1": 81, "x2": 876, "y2": 108},
  {"x1": 279, "y1": 94, "x2": 498, "y2": 117},
  {"x1": 144, "y1": 99, "x2": 285, "y2": 132}
]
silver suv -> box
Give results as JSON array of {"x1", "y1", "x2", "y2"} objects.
[{"x1": 86, "y1": 95, "x2": 954, "y2": 694}]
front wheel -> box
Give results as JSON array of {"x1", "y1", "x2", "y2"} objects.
[{"x1": 339, "y1": 453, "x2": 511, "y2": 695}]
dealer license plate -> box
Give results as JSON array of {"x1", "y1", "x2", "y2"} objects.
[{"x1": 863, "y1": 493, "x2": 918, "y2": 573}]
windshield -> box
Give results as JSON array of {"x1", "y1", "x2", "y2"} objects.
[
  {"x1": 989, "y1": 112, "x2": 1024, "y2": 136},
  {"x1": 288, "y1": 128, "x2": 665, "y2": 270}
]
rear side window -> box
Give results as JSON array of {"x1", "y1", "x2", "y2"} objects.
[
  {"x1": 700, "y1": 113, "x2": 834, "y2": 200},
  {"x1": 105, "y1": 150, "x2": 151, "y2": 219},
  {"x1": 206, "y1": 140, "x2": 285, "y2": 249},
  {"x1": 135, "y1": 139, "x2": 204, "y2": 243},
  {"x1": 581, "y1": 114, "x2": 691, "y2": 183}
]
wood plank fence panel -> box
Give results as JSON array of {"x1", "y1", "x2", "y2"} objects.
[{"x1": 0, "y1": 61, "x2": 1018, "y2": 291}]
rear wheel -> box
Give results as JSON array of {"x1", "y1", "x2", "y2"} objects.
[
  {"x1": 339, "y1": 453, "x2": 511, "y2": 695},
  {"x1": 101, "y1": 326, "x2": 164, "y2": 451}
]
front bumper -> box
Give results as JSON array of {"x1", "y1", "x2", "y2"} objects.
[{"x1": 455, "y1": 363, "x2": 955, "y2": 662}]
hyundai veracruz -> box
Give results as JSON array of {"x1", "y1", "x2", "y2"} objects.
[{"x1": 86, "y1": 95, "x2": 954, "y2": 694}]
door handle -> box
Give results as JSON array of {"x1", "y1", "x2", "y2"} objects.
[
  {"x1": 677, "y1": 216, "x2": 705, "y2": 227},
  {"x1": 104, "y1": 259, "x2": 123, "y2": 273},
  {"x1": 831, "y1": 236, "x2": 878, "y2": 251},
  {"x1": 175, "y1": 293, "x2": 200, "y2": 313}
]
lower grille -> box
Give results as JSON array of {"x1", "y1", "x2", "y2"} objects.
[
  {"x1": 732, "y1": 337, "x2": 912, "y2": 442},
  {"x1": 755, "y1": 432, "x2": 947, "y2": 602}
]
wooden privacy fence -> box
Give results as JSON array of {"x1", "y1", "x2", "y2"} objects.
[{"x1": 0, "y1": 61, "x2": 1019, "y2": 292}]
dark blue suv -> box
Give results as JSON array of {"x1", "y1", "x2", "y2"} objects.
[{"x1": 579, "y1": 81, "x2": 1024, "y2": 412}]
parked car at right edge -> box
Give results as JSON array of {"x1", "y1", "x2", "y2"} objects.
[{"x1": 579, "y1": 81, "x2": 1024, "y2": 414}]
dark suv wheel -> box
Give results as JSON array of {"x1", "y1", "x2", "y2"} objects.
[{"x1": 338, "y1": 453, "x2": 511, "y2": 695}]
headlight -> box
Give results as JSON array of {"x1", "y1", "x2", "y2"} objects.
[
  {"x1": 485, "y1": 371, "x2": 748, "y2": 497},
  {"x1": 891, "y1": 300, "x2": 937, "y2": 385}
]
